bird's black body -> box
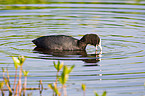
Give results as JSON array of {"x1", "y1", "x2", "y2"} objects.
[{"x1": 32, "y1": 34, "x2": 101, "y2": 51}]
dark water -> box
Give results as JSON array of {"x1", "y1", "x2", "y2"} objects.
[{"x1": 0, "y1": 0, "x2": 145, "y2": 96}]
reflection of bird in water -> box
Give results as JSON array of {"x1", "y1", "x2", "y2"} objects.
[
  {"x1": 33, "y1": 47, "x2": 101, "y2": 64},
  {"x1": 32, "y1": 34, "x2": 102, "y2": 51}
]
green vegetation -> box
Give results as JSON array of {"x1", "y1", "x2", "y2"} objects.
[
  {"x1": 53, "y1": 61, "x2": 63, "y2": 85},
  {"x1": 81, "y1": 83, "x2": 86, "y2": 96},
  {"x1": 94, "y1": 91, "x2": 107, "y2": 96},
  {"x1": 0, "y1": 0, "x2": 142, "y2": 5},
  {"x1": 0, "y1": 0, "x2": 143, "y2": 10},
  {"x1": 0, "y1": 0, "x2": 48, "y2": 4},
  {"x1": 0, "y1": 56, "x2": 106, "y2": 96}
]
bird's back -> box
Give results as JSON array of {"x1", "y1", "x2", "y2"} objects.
[{"x1": 32, "y1": 35, "x2": 80, "y2": 50}]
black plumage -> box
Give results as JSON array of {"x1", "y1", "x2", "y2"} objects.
[{"x1": 32, "y1": 34, "x2": 102, "y2": 51}]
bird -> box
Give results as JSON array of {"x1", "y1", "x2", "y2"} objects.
[{"x1": 32, "y1": 34, "x2": 102, "y2": 51}]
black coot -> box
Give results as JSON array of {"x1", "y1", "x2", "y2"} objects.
[{"x1": 32, "y1": 34, "x2": 102, "y2": 51}]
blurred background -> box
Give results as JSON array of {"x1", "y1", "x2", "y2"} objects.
[{"x1": 0, "y1": 0, "x2": 145, "y2": 96}]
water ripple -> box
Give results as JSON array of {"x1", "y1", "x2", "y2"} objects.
[{"x1": 0, "y1": 2, "x2": 145, "y2": 96}]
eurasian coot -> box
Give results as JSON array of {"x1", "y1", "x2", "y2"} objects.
[{"x1": 32, "y1": 34, "x2": 102, "y2": 51}]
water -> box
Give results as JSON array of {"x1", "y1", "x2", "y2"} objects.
[{"x1": 0, "y1": 0, "x2": 145, "y2": 96}]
